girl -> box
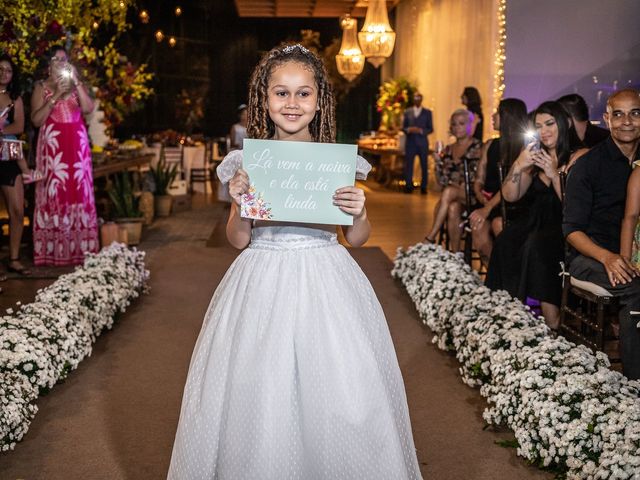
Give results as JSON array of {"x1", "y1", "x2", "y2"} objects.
[
  {"x1": 621, "y1": 161, "x2": 640, "y2": 269},
  {"x1": 486, "y1": 101, "x2": 584, "y2": 330},
  {"x1": 168, "y1": 44, "x2": 422, "y2": 480}
]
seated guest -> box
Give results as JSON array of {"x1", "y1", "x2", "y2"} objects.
[
  {"x1": 621, "y1": 159, "x2": 640, "y2": 268},
  {"x1": 564, "y1": 88, "x2": 640, "y2": 380},
  {"x1": 425, "y1": 109, "x2": 481, "y2": 252},
  {"x1": 486, "y1": 101, "x2": 584, "y2": 330},
  {"x1": 558, "y1": 93, "x2": 609, "y2": 148},
  {"x1": 470, "y1": 98, "x2": 528, "y2": 264}
]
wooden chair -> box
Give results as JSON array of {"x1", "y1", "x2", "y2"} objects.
[
  {"x1": 164, "y1": 146, "x2": 184, "y2": 179},
  {"x1": 189, "y1": 141, "x2": 212, "y2": 194},
  {"x1": 559, "y1": 273, "x2": 619, "y2": 358}
]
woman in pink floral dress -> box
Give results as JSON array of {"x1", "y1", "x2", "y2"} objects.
[{"x1": 30, "y1": 46, "x2": 98, "y2": 266}]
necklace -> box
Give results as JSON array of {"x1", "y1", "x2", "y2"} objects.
[{"x1": 0, "y1": 89, "x2": 7, "y2": 95}]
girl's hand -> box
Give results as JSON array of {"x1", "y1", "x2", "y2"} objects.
[
  {"x1": 229, "y1": 168, "x2": 249, "y2": 206},
  {"x1": 333, "y1": 186, "x2": 365, "y2": 218},
  {"x1": 532, "y1": 148, "x2": 558, "y2": 179}
]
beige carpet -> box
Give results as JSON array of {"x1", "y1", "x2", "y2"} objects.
[{"x1": 0, "y1": 203, "x2": 551, "y2": 480}]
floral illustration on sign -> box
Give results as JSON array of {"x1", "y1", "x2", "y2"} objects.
[{"x1": 241, "y1": 184, "x2": 273, "y2": 220}]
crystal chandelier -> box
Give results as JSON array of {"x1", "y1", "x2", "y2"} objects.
[
  {"x1": 358, "y1": 0, "x2": 396, "y2": 68},
  {"x1": 336, "y1": 15, "x2": 365, "y2": 82}
]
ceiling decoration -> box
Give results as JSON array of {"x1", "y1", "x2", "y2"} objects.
[{"x1": 234, "y1": 0, "x2": 400, "y2": 18}]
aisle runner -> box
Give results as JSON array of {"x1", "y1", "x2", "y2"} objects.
[
  {"x1": 0, "y1": 244, "x2": 148, "y2": 451},
  {"x1": 392, "y1": 243, "x2": 640, "y2": 479}
]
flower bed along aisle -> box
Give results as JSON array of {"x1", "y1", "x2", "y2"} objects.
[
  {"x1": 392, "y1": 243, "x2": 640, "y2": 479},
  {"x1": 0, "y1": 243, "x2": 149, "y2": 452}
]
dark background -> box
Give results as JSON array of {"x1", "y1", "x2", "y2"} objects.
[{"x1": 117, "y1": 0, "x2": 381, "y2": 143}]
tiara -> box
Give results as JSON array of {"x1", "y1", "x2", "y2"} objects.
[{"x1": 281, "y1": 44, "x2": 310, "y2": 55}]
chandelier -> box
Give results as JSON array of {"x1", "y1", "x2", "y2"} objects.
[
  {"x1": 336, "y1": 15, "x2": 365, "y2": 82},
  {"x1": 358, "y1": 0, "x2": 396, "y2": 68}
]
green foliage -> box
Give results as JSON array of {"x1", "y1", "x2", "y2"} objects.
[
  {"x1": 150, "y1": 147, "x2": 179, "y2": 196},
  {"x1": 108, "y1": 171, "x2": 142, "y2": 218}
]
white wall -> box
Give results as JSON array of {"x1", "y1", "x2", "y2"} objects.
[{"x1": 503, "y1": 0, "x2": 640, "y2": 117}]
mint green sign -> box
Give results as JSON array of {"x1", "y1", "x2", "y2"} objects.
[{"x1": 241, "y1": 139, "x2": 357, "y2": 225}]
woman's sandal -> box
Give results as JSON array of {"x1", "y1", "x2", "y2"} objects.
[
  {"x1": 22, "y1": 169, "x2": 44, "y2": 185},
  {"x1": 7, "y1": 258, "x2": 31, "y2": 276},
  {"x1": 423, "y1": 235, "x2": 436, "y2": 244}
]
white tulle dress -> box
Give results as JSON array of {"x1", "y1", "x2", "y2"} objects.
[{"x1": 167, "y1": 150, "x2": 422, "y2": 480}]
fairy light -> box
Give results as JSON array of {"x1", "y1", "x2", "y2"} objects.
[{"x1": 493, "y1": 0, "x2": 507, "y2": 113}]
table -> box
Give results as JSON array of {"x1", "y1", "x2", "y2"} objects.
[
  {"x1": 357, "y1": 144, "x2": 404, "y2": 188},
  {"x1": 93, "y1": 153, "x2": 154, "y2": 178}
]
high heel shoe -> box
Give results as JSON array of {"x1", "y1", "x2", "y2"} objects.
[
  {"x1": 22, "y1": 169, "x2": 43, "y2": 185},
  {"x1": 7, "y1": 258, "x2": 30, "y2": 276}
]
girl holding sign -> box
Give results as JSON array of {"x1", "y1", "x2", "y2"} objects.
[{"x1": 168, "y1": 44, "x2": 422, "y2": 480}]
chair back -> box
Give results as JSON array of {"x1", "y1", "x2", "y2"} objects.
[{"x1": 497, "y1": 161, "x2": 509, "y2": 226}]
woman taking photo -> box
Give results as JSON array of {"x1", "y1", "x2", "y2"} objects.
[
  {"x1": 486, "y1": 101, "x2": 583, "y2": 330},
  {"x1": 31, "y1": 46, "x2": 98, "y2": 266}
]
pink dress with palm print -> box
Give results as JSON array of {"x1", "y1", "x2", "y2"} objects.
[{"x1": 33, "y1": 84, "x2": 98, "y2": 266}]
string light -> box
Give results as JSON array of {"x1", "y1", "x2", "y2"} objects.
[
  {"x1": 92, "y1": 21, "x2": 99, "y2": 30},
  {"x1": 139, "y1": 9, "x2": 149, "y2": 24},
  {"x1": 155, "y1": 30, "x2": 164, "y2": 42},
  {"x1": 168, "y1": 36, "x2": 177, "y2": 48},
  {"x1": 175, "y1": 6, "x2": 182, "y2": 16},
  {"x1": 493, "y1": 0, "x2": 507, "y2": 114}
]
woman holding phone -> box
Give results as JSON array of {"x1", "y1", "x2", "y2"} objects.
[
  {"x1": 31, "y1": 45, "x2": 98, "y2": 266},
  {"x1": 485, "y1": 101, "x2": 584, "y2": 330}
]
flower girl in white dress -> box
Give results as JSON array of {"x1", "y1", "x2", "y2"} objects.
[{"x1": 167, "y1": 44, "x2": 422, "y2": 480}]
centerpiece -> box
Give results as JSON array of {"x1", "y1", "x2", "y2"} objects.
[{"x1": 376, "y1": 77, "x2": 418, "y2": 131}]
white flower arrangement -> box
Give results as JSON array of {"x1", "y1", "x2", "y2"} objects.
[
  {"x1": 0, "y1": 243, "x2": 148, "y2": 451},
  {"x1": 392, "y1": 243, "x2": 640, "y2": 479}
]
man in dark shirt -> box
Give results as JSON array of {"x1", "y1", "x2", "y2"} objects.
[
  {"x1": 563, "y1": 88, "x2": 640, "y2": 379},
  {"x1": 558, "y1": 93, "x2": 610, "y2": 147}
]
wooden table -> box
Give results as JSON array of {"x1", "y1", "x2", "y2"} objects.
[
  {"x1": 93, "y1": 153, "x2": 154, "y2": 178},
  {"x1": 357, "y1": 144, "x2": 404, "y2": 188}
]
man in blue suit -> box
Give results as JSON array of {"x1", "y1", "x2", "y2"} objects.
[{"x1": 402, "y1": 92, "x2": 433, "y2": 194}]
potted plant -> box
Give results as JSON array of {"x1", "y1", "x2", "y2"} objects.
[
  {"x1": 107, "y1": 171, "x2": 144, "y2": 245},
  {"x1": 150, "y1": 147, "x2": 179, "y2": 217}
]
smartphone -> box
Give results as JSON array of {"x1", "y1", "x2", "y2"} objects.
[
  {"x1": 0, "y1": 103, "x2": 14, "y2": 118},
  {"x1": 523, "y1": 130, "x2": 540, "y2": 151}
]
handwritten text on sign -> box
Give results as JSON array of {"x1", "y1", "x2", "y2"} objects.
[{"x1": 241, "y1": 139, "x2": 357, "y2": 225}]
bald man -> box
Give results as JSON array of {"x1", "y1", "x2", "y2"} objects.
[{"x1": 563, "y1": 88, "x2": 640, "y2": 379}]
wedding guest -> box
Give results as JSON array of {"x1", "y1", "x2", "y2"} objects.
[
  {"x1": 564, "y1": 88, "x2": 640, "y2": 379},
  {"x1": 558, "y1": 93, "x2": 609, "y2": 147},
  {"x1": 487, "y1": 101, "x2": 584, "y2": 330},
  {"x1": 31, "y1": 45, "x2": 98, "y2": 266},
  {"x1": 425, "y1": 109, "x2": 481, "y2": 252},
  {"x1": 0, "y1": 54, "x2": 40, "y2": 277},
  {"x1": 168, "y1": 44, "x2": 421, "y2": 479},
  {"x1": 401, "y1": 91, "x2": 433, "y2": 194},
  {"x1": 621, "y1": 158, "x2": 640, "y2": 269},
  {"x1": 229, "y1": 103, "x2": 248, "y2": 150},
  {"x1": 0, "y1": 54, "x2": 41, "y2": 184},
  {"x1": 469, "y1": 98, "x2": 529, "y2": 264},
  {"x1": 461, "y1": 86, "x2": 484, "y2": 141}
]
